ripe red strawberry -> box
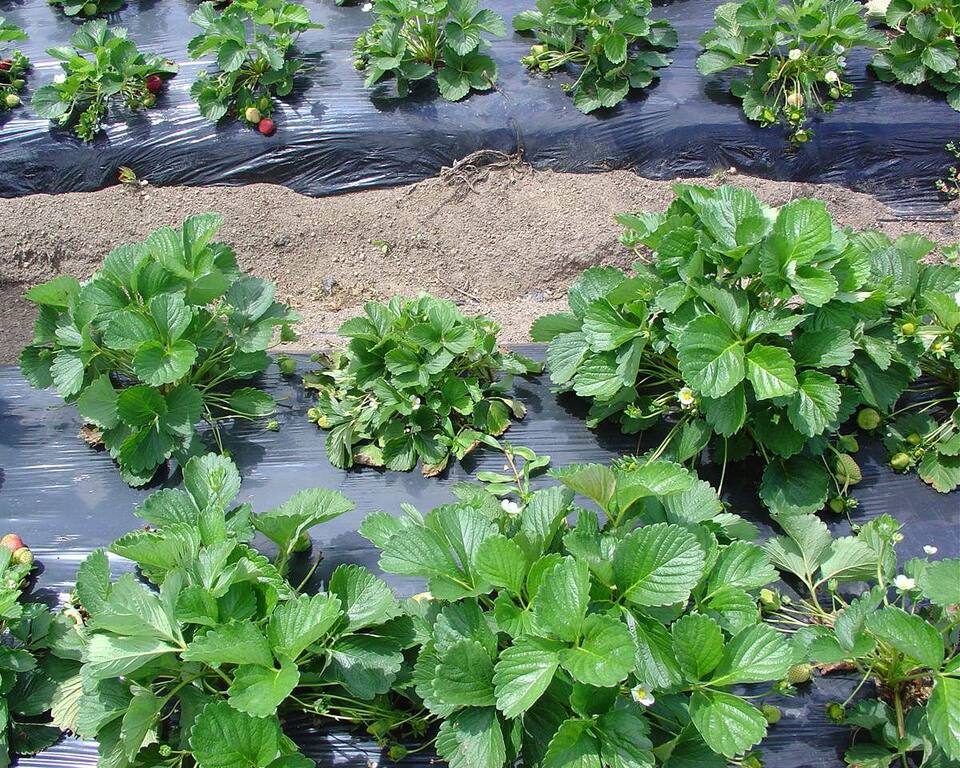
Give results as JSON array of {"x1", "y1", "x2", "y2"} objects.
[
  {"x1": 257, "y1": 117, "x2": 275, "y2": 136},
  {"x1": 145, "y1": 75, "x2": 163, "y2": 94},
  {"x1": 0, "y1": 59, "x2": 12, "y2": 72},
  {"x1": 1, "y1": 534, "x2": 23, "y2": 552}
]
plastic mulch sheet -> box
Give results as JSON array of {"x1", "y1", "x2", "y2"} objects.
[
  {"x1": 2, "y1": 346, "x2": 959, "y2": 766},
  {"x1": 0, "y1": 0, "x2": 958, "y2": 213}
]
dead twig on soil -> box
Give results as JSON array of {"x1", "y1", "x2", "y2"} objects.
[
  {"x1": 438, "y1": 149, "x2": 529, "y2": 200},
  {"x1": 435, "y1": 268, "x2": 481, "y2": 302}
]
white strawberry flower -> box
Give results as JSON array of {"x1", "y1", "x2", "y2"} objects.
[
  {"x1": 630, "y1": 685, "x2": 655, "y2": 707},
  {"x1": 53, "y1": 73, "x2": 66, "y2": 84},
  {"x1": 952, "y1": 288, "x2": 960, "y2": 306},
  {"x1": 677, "y1": 387, "x2": 696, "y2": 409},
  {"x1": 501, "y1": 499, "x2": 521, "y2": 517},
  {"x1": 361, "y1": 2, "x2": 372, "y2": 9},
  {"x1": 924, "y1": 545, "x2": 938, "y2": 555},
  {"x1": 894, "y1": 574, "x2": 916, "y2": 591},
  {"x1": 865, "y1": 0, "x2": 891, "y2": 15},
  {"x1": 788, "y1": 48, "x2": 803, "y2": 61},
  {"x1": 825, "y1": 70, "x2": 839, "y2": 84}
]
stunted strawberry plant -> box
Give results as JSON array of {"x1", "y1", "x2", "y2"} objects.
[
  {"x1": 857, "y1": 244, "x2": 960, "y2": 491},
  {"x1": 58, "y1": 453, "x2": 422, "y2": 767},
  {"x1": 364, "y1": 457, "x2": 793, "y2": 766},
  {"x1": 304, "y1": 294, "x2": 541, "y2": 475},
  {"x1": 514, "y1": 0, "x2": 677, "y2": 113},
  {"x1": 534, "y1": 184, "x2": 931, "y2": 518},
  {"x1": 765, "y1": 513, "x2": 960, "y2": 767},
  {"x1": 49, "y1": 0, "x2": 123, "y2": 18},
  {"x1": 871, "y1": 0, "x2": 960, "y2": 112},
  {"x1": 0, "y1": 535, "x2": 81, "y2": 765},
  {"x1": 30, "y1": 21, "x2": 176, "y2": 142},
  {"x1": 353, "y1": 0, "x2": 506, "y2": 100},
  {"x1": 18, "y1": 213, "x2": 299, "y2": 486},
  {"x1": 189, "y1": 0, "x2": 322, "y2": 135},
  {"x1": 0, "y1": 18, "x2": 28, "y2": 114},
  {"x1": 697, "y1": 0, "x2": 885, "y2": 142}
]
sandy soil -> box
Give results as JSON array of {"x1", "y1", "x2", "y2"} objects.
[{"x1": 1, "y1": 166, "x2": 956, "y2": 364}]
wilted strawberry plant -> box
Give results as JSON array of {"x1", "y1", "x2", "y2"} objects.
[
  {"x1": 765, "y1": 513, "x2": 960, "y2": 767},
  {"x1": 0, "y1": 535, "x2": 81, "y2": 765},
  {"x1": 18, "y1": 213, "x2": 300, "y2": 486},
  {"x1": 857, "y1": 244, "x2": 960, "y2": 491},
  {"x1": 30, "y1": 21, "x2": 177, "y2": 142},
  {"x1": 48, "y1": 0, "x2": 123, "y2": 18},
  {"x1": 534, "y1": 183, "x2": 931, "y2": 518},
  {"x1": 697, "y1": 0, "x2": 885, "y2": 142},
  {"x1": 363, "y1": 458, "x2": 793, "y2": 766},
  {"x1": 304, "y1": 294, "x2": 541, "y2": 475},
  {"x1": 513, "y1": 0, "x2": 676, "y2": 113},
  {"x1": 871, "y1": 0, "x2": 960, "y2": 112},
  {"x1": 189, "y1": 0, "x2": 321, "y2": 135},
  {"x1": 0, "y1": 18, "x2": 28, "y2": 114},
  {"x1": 937, "y1": 140, "x2": 960, "y2": 200},
  {"x1": 58, "y1": 453, "x2": 422, "y2": 768},
  {"x1": 353, "y1": 0, "x2": 506, "y2": 100}
]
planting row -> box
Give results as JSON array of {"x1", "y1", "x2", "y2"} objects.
[
  {"x1": 1, "y1": 450, "x2": 958, "y2": 768},
  {"x1": 19, "y1": 186, "x2": 960, "y2": 505},
  {"x1": 0, "y1": 0, "x2": 958, "y2": 143}
]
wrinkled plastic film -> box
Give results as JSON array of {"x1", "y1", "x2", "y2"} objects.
[{"x1": 0, "y1": 0, "x2": 957, "y2": 213}]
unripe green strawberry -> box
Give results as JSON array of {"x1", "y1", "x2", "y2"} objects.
[
  {"x1": 307, "y1": 407, "x2": 321, "y2": 422},
  {"x1": 856, "y1": 407, "x2": 881, "y2": 431},
  {"x1": 787, "y1": 664, "x2": 812, "y2": 684},
  {"x1": 828, "y1": 496, "x2": 845, "y2": 514},
  {"x1": 13, "y1": 547, "x2": 33, "y2": 566},
  {"x1": 890, "y1": 452, "x2": 911, "y2": 470},
  {"x1": 835, "y1": 453, "x2": 861, "y2": 485},
  {"x1": 838, "y1": 434, "x2": 859, "y2": 453},
  {"x1": 82, "y1": 1, "x2": 97, "y2": 14},
  {"x1": 244, "y1": 106, "x2": 261, "y2": 124},
  {"x1": 292, "y1": 532, "x2": 311, "y2": 552},
  {"x1": 761, "y1": 704, "x2": 781, "y2": 724},
  {"x1": 906, "y1": 432, "x2": 922, "y2": 446},
  {"x1": 277, "y1": 355, "x2": 297, "y2": 376},
  {"x1": 4, "y1": 93, "x2": 20, "y2": 108},
  {"x1": 825, "y1": 702, "x2": 845, "y2": 723},
  {"x1": 900, "y1": 321, "x2": 916, "y2": 336}
]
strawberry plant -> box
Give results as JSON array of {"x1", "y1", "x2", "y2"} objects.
[
  {"x1": 937, "y1": 140, "x2": 960, "y2": 200},
  {"x1": 363, "y1": 458, "x2": 793, "y2": 765},
  {"x1": 353, "y1": 0, "x2": 506, "y2": 100},
  {"x1": 304, "y1": 294, "x2": 541, "y2": 475},
  {"x1": 0, "y1": 18, "x2": 28, "y2": 114},
  {"x1": 57, "y1": 453, "x2": 422, "y2": 767},
  {"x1": 534, "y1": 184, "x2": 929, "y2": 518},
  {"x1": 18, "y1": 213, "x2": 300, "y2": 486},
  {"x1": 513, "y1": 0, "x2": 677, "y2": 113},
  {"x1": 871, "y1": 0, "x2": 960, "y2": 112},
  {"x1": 0, "y1": 536, "x2": 82, "y2": 766},
  {"x1": 49, "y1": 0, "x2": 123, "y2": 18},
  {"x1": 697, "y1": 0, "x2": 885, "y2": 142},
  {"x1": 30, "y1": 21, "x2": 177, "y2": 142},
  {"x1": 765, "y1": 513, "x2": 960, "y2": 767},
  {"x1": 857, "y1": 245, "x2": 960, "y2": 491},
  {"x1": 189, "y1": 0, "x2": 322, "y2": 133}
]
